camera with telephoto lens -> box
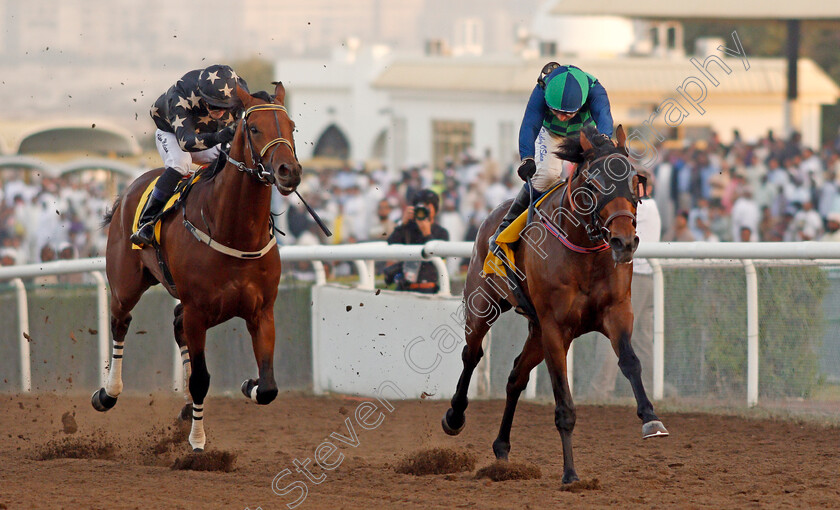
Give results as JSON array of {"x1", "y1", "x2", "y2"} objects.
[{"x1": 413, "y1": 204, "x2": 430, "y2": 221}]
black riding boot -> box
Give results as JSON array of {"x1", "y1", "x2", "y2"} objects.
[
  {"x1": 130, "y1": 167, "x2": 182, "y2": 246},
  {"x1": 488, "y1": 184, "x2": 532, "y2": 256}
]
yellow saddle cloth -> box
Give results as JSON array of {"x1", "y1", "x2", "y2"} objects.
[
  {"x1": 131, "y1": 173, "x2": 201, "y2": 249},
  {"x1": 482, "y1": 182, "x2": 564, "y2": 278}
]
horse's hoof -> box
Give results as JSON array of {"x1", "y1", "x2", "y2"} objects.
[
  {"x1": 642, "y1": 420, "x2": 669, "y2": 439},
  {"x1": 241, "y1": 379, "x2": 257, "y2": 399},
  {"x1": 441, "y1": 409, "x2": 465, "y2": 436},
  {"x1": 193, "y1": 447, "x2": 204, "y2": 453},
  {"x1": 256, "y1": 387, "x2": 278, "y2": 405},
  {"x1": 178, "y1": 403, "x2": 193, "y2": 422},
  {"x1": 561, "y1": 471, "x2": 580, "y2": 484},
  {"x1": 91, "y1": 388, "x2": 117, "y2": 412},
  {"x1": 492, "y1": 439, "x2": 510, "y2": 461}
]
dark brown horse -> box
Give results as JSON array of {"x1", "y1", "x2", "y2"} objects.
[
  {"x1": 442, "y1": 125, "x2": 668, "y2": 483},
  {"x1": 94, "y1": 82, "x2": 301, "y2": 451}
]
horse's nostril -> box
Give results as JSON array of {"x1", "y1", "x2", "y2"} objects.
[{"x1": 609, "y1": 237, "x2": 625, "y2": 251}]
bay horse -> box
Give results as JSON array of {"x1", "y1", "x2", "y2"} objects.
[
  {"x1": 442, "y1": 125, "x2": 668, "y2": 483},
  {"x1": 95, "y1": 82, "x2": 301, "y2": 451}
]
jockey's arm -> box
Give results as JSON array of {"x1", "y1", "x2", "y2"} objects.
[
  {"x1": 173, "y1": 113, "x2": 230, "y2": 152},
  {"x1": 517, "y1": 84, "x2": 548, "y2": 160},
  {"x1": 167, "y1": 91, "x2": 230, "y2": 152},
  {"x1": 588, "y1": 82, "x2": 614, "y2": 138}
]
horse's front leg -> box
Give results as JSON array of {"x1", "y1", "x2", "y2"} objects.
[
  {"x1": 541, "y1": 319, "x2": 578, "y2": 484},
  {"x1": 183, "y1": 307, "x2": 210, "y2": 451},
  {"x1": 241, "y1": 307, "x2": 278, "y2": 405},
  {"x1": 602, "y1": 306, "x2": 669, "y2": 439}
]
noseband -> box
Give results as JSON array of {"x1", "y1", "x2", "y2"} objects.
[{"x1": 227, "y1": 104, "x2": 296, "y2": 186}]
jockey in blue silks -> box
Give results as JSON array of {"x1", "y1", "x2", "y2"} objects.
[{"x1": 489, "y1": 63, "x2": 614, "y2": 256}]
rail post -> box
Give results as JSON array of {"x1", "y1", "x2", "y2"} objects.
[
  {"x1": 12, "y1": 278, "x2": 31, "y2": 393},
  {"x1": 744, "y1": 260, "x2": 759, "y2": 407}
]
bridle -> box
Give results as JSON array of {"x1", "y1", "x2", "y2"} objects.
[
  {"x1": 572, "y1": 152, "x2": 643, "y2": 242},
  {"x1": 226, "y1": 104, "x2": 296, "y2": 187},
  {"x1": 181, "y1": 102, "x2": 297, "y2": 260},
  {"x1": 544, "y1": 151, "x2": 645, "y2": 252}
]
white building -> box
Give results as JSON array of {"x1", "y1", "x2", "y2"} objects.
[
  {"x1": 375, "y1": 55, "x2": 839, "y2": 169},
  {"x1": 276, "y1": 42, "x2": 394, "y2": 169},
  {"x1": 277, "y1": 46, "x2": 839, "y2": 173}
]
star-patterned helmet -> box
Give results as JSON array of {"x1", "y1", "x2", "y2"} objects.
[{"x1": 198, "y1": 64, "x2": 240, "y2": 109}]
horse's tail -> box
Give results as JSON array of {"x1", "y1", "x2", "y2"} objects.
[{"x1": 101, "y1": 195, "x2": 121, "y2": 228}]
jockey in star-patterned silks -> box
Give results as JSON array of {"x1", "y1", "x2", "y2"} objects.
[
  {"x1": 130, "y1": 64, "x2": 249, "y2": 246},
  {"x1": 488, "y1": 63, "x2": 614, "y2": 256}
]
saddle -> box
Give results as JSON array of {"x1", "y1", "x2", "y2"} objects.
[
  {"x1": 130, "y1": 162, "x2": 217, "y2": 250},
  {"x1": 129, "y1": 159, "x2": 220, "y2": 293},
  {"x1": 482, "y1": 180, "x2": 565, "y2": 279}
]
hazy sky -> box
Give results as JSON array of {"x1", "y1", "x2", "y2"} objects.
[{"x1": 0, "y1": 0, "x2": 544, "y2": 135}]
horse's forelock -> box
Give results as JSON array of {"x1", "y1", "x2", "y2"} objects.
[{"x1": 251, "y1": 90, "x2": 273, "y2": 103}]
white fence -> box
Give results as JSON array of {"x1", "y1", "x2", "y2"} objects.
[{"x1": 2, "y1": 241, "x2": 840, "y2": 408}]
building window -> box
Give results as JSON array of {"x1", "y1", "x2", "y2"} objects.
[
  {"x1": 312, "y1": 124, "x2": 350, "y2": 160},
  {"x1": 498, "y1": 120, "x2": 516, "y2": 165},
  {"x1": 371, "y1": 128, "x2": 388, "y2": 162},
  {"x1": 432, "y1": 120, "x2": 473, "y2": 171},
  {"x1": 539, "y1": 41, "x2": 557, "y2": 57}
]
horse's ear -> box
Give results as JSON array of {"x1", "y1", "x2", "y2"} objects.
[
  {"x1": 580, "y1": 129, "x2": 593, "y2": 152},
  {"x1": 235, "y1": 83, "x2": 253, "y2": 108},
  {"x1": 272, "y1": 81, "x2": 286, "y2": 104},
  {"x1": 616, "y1": 125, "x2": 627, "y2": 149}
]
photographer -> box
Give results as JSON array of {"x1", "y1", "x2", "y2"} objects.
[{"x1": 385, "y1": 189, "x2": 449, "y2": 294}]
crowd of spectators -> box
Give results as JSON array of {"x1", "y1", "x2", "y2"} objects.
[
  {"x1": 651, "y1": 130, "x2": 840, "y2": 244},
  {"x1": 280, "y1": 129, "x2": 840, "y2": 250},
  {"x1": 4, "y1": 128, "x2": 840, "y2": 273},
  {"x1": 0, "y1": 176, "x2": 109, "y2": 268}
]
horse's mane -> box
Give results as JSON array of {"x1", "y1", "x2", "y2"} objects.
[{"x1": 553, "y1": 125, "x2": 618, "y2": 164}]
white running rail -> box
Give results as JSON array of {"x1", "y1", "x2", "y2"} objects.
[{"x1": 1, "y1": 241, "x2": 840, "y2": 406}]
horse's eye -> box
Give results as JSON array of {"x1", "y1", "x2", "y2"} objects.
[{"x1": 249, "y1": 126, "x2": 259, "y2": 134}]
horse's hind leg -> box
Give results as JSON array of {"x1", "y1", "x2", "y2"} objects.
[
  {"x1": 92, "y1": 270, "x2": 150, "y2": 412},
  {"x1": 602, "y1": 311, "x2": 669, "y2": 439},
  {"x1": 173, "y1": 303, "x2": 193, "y2": 420},
  {"x1": 241, "y1": 307, "x2": 278, "y2": 405},
  {"x1": 441, "y1": 285, "x2": 502, "y2": 436},
  {"x1": 492, "y1": 320, "x2": 543, "y2": 460},
  {"x1": 91, "y1": 313, "x2": 133, "y2": 411}
]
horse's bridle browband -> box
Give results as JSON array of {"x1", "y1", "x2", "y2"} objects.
[{"x1": 226, "y1": 104, "x2": 296, "y2": 187}]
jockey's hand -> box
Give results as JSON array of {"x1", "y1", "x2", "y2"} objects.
[
  {"x1": 517, "y1": 158, "x2": 536, "y2": 181},
  {"x1": 402, "y1": 206, "x2": 415, "y2": 224},
  {"x1": 415, "y1": 217, "x2": 432, "y2": 237},
  {"x1": 218, "y1": 125, "x2": 236, "y2": 145}
]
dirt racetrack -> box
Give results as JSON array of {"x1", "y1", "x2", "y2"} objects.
[{"x1": 2, "y1": 393, "x2": 840, "y2": 509}]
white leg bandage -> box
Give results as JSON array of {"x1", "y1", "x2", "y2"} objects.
[
  {"x1": 189, "y1": 403, "x2": 206, "y2": 451},
  {"x1": 104, "y1": 340, "x2": 124, "y2": 397}
]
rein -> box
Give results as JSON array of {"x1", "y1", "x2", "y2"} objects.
[{"x1": 183, "y1": 102, "x2": 295, "y2": 259}]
